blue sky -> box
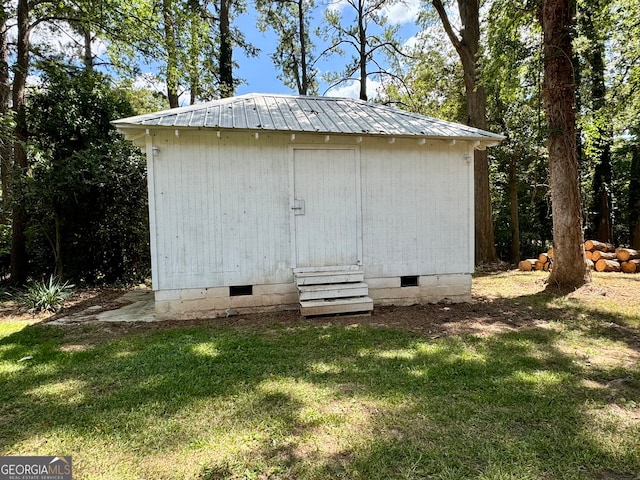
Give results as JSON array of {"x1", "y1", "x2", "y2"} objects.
[
  {"x1": 233, "y1": 1, "x2": 422, "y2": 98},
  {"x1": 29, "y1": 0, "x2": 425, "y2": 101}
]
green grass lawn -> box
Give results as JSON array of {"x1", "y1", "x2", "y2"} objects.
[{"x1": 1, "y1": 273, "x2": 639, "y2": 479}]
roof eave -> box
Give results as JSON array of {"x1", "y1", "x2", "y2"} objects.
[{"x1": 113, "y1": 123, "x2": 505, "y2": 144}]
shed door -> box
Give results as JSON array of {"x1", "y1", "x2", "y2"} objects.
[{"x1": 292, "y1": 148, "x2": 360, "y2": 268}]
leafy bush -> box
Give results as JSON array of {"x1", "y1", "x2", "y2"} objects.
[
  {"x1": 0, "y1": 222, "x2": 10, "y2": 275},
  {"x1": 24, "y1": 68, "x2": 150, "y2": 284},
  {"x1": 20, "y1": 276, "x2": 74, "y2": 312}
]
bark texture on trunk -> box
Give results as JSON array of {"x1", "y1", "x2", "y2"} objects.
[
  {"x1": 162, "y1": 0, "x2": 180, "y2": 108},
  {"x1": 509, "y1": 155, "x2": 520, "y2": 263},
  {"x1": 0, "y1": 9, "x2": 11, "y2": 221},
  {"x1": 83, "y1": 26, "x2": 93, "y2": 72},
  {"x1": 630, "y1": 142, "x2": 640, "y2": 249},
  {"x1": 541, "y1": 0, "x2": 589, "y2": 289},
  {"x1": 10, "y1": 0, "x2": 30, "y2": 284},
  {"x1": 297, "y1": 0, "x2": 309, "y2": 95},
  {"x1": 432, "y1": 0, "x2": 497, "y2": 265},
  {"x1": 357, "y1": 0, "x2": 367, "y2": 101},
  {"x1": 219, "y1": 0, "x2": 234, "y2": 98}
]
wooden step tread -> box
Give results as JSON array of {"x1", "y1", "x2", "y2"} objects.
[
  {"x1": 295, "y1": 271, "x2": 364, "y2": 286},
  {"x1": 299, "y1": 282, "x2": 369, "y2": 301},
  {"x1": 300, "y1": 297, "x2": 373, "y2": 317}
]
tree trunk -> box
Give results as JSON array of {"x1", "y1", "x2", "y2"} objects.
[
  {"x1": 83, "y1": 26, "x2": 93, "y2": 72},
  {"x1": 357, "y1": 0, "x2": 367, "y2": 101},
  {"x1": 298, "y1": 0, "x2": 308, "y2": 95},
  {"x1": 219, "y1": 0, "x2": 233, "y2": 98},
  {"x1": 629, "y1": 142, "x2": 640, "y2": 249},
  {"x1": 10, "y1": 0, "x2": 30, "y2": 284},
  {"x1": 509, "y1": 155, "x2": 520, "y2": 263},
  {"x1": 188, "y1": 17, "x2": 200, "y2": 105},
  {"x1": 541, "y1": 0, "x2": 589, "y2": 289},
  {"x1": 580, "y1": 4, "x2": 613, "y2": 244},
  {"x1": 162, "y1": 0, "x2": 180, "y2": 108},
  {"x1": 0, "y1": 7, "x2": 11, "y2": 222},
  {"x1": 432, "y1": 0, "x2": 497, "y2": 265}
]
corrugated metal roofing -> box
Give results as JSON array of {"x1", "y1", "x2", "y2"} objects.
[{"x1": 113, "y1": 93, "x2": 504, "y2": 141}]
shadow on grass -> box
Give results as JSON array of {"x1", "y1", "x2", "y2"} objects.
[
  {"x1": 509, "y1": 289, "x2": 640, "y2": 355},
  {"x1": 0, "y1": 296, "x2": 638, "y2": 479}
]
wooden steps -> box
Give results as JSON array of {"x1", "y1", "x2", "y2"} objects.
[{"x1": 295, "y1": 269, "x2": 373, "y2": 317}]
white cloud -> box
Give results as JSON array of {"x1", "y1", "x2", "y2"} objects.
[
  {"x1": 133, "y1": 73, "x2": 191, "y2": 107},
  {"x1": 383, "y1": 0, "x2": 421, "y2": 25},
  {"x1": 325, "y1": 0, "x2": 349, "y2": 13},
  {"x1": 30, "y1": 22, "x2": 108, "y2": 63},
  {"x1": 326, "y1": 0, "x2": 420, "y2": 25},
  {"x1": 326, "y1": 78, "x2": 383, "y2": 99},
  {"x1": 403, "y1": 34, "x2": 420, "y2": 52},
  {"x1": 133, "y1": 73, "x2": 166, "y2": 93},
  {"x1": 26, "y1": 75, "x2": 43, "y2": 88}
]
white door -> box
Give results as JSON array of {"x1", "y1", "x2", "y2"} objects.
[{"x1": 292, "y1": 148, "x2": 360, "y2": 269}]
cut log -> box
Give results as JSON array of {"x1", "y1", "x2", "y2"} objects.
[
  {"x1": 543, "y1": 261, "x2": 551, "y2": 271},
  {"x1": 586, "y1": 258, "x2": 595, "y2": 271},
  {"x1": 585, "y1": 250, "x2": 594, "y2": 261},
  {"x1": 535, "y1": 260, "x2": 546, "y2": 271},
  {"x1": 547, "y1": 247, "x2": 553, "y2": 259},
  {"x1": 584, "y1": 239, "x2": 615, "y2": 252},
  {"x1": 591, "y1": 251, "x2": 617, "y2": 262},
  {"x1": 538, "y1": 252, "x2": 550, "y2": 263},
  {"x1": 616, "y1": 248, "x2": 640, "y2": 262},
  {"x1": 595, "y1": 259, "x2": 621, "y2": 272},
  {"x1": 621, "y1": 259, "x2": 640, "y2": 273},
  {"x1": 518, "y1": 259, "x2": 537, "y2": 271}
]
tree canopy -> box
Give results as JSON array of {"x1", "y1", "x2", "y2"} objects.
[{"x1": 0, "y1": 0, "x2": 638, "y2": 288}]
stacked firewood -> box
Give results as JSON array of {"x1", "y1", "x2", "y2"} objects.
[
  {"x1": 518, "y1": 240, "x2": 640, "y2": 273},
  {"x1": 586, "y1": 240, "x2": 640, "y2": 273},
  {"x1": 518, "y1": 249, "x2": 553, "y2": 272}
]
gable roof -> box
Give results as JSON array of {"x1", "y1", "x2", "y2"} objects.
[{"x1": 113, "y1": 93, "x2": 504, "y2": 142}]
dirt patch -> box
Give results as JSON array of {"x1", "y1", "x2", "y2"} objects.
[
  {"x1": 37, "y1": 295, "x2": 554, "y2": 344},
  {"x1": 0, "y1": 288, "x2": 126, "y2": 323},
  {"x1": 3, "y1": 272, "x2": 638, "y2": 354}
]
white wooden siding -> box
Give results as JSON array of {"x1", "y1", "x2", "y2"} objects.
[
  {"x1": 149, "y1": 132, "x2": 472, "y2": 291},
  {"x1": 360, "y1": 139, "x2": 471, "y2": 277},
  {"x1": 151, "y1": 131, "x2": 292, "y2": 290}
]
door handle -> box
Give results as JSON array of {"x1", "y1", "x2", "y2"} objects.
[{"x1": 292, "y1": 199, "x2": 305, "y2": 215}]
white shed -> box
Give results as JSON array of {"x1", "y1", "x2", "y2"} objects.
[{"x1": 113, "y1": 93, "x2": 503, "y2": 318}]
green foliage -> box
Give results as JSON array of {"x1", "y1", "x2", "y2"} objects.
[
  {"x1": 102, "y1": 0, "x2": 255, "y2": 103},
  {"x1": 380, "y1": 32, "x2": 466, "y2": 122},
  {"x1": 255, "y1": 0, "x2": 318, "y2": 95},
  {"x1": 319, "y1": 0, "x2": 404, "y2": 99},
  {"x1": 19, "y1": 275, "x2": 74, "y2": 312},
  {"x1": 483, "y1": 1, "x2": 552, "y2": 260},
  {"x1": 0, "y1": 221, "x2": 10, "y2": 258},
  {"x1": 23, "y1": 68, "x2": 150, "y2": 284}
]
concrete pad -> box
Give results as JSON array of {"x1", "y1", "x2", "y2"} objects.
[
  {"x1": 96, "y1": 291, "x2": 156, "y2": 322},
  {"x1": 49, "y1": 290, "x2": 157, "y2": 324}
]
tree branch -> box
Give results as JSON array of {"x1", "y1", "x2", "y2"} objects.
[{"x1": 431, "y1": 0, "x2": 463, "y2": 55}]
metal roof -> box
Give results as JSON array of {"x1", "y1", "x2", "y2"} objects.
[{"x1": 113, "y1": 93, "x2": 504, "y2": 142}]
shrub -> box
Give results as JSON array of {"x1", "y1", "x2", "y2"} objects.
[
  {"x1": 21, "y1": 276, "x2": 74, "y2": 313},
  {"x1": 24, "y1": 69, "x2": 150, "y2": 284}
]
